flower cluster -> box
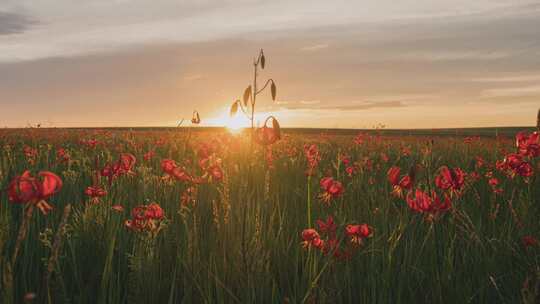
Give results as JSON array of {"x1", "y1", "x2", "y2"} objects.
[
  {"x1": 406, "y1": 189, "x2": 451, "y2": 219},
  {"x1": 495, "y1": 131, "x2": 538, "y2": 180},
  {"x1": 101, "y1": 153, "x2": 137, "y2": 185},
  {"x1": 198, "y1": 155, "x2": 224, "y2": 183},
  {"x1": 161, "y1": 159, "x2": 192, "y2": 182},
  {"x1": 516, "y1": 131, "x2": 539, "y2": 158},
  {"x1": 302, "y1": 216, "x2": 373, "y2": 260},
  {"x1": 125, "y1": 203, "x2": 165, "y2": 235},
  {"x1": 496, "y1": 153, "x2": 533, "y2": 178}
]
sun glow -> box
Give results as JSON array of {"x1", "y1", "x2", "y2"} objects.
[
  {"x1": 205, "y1": 109, "x2": 251, "y2": 134},
  {"x1": 225, "y1": 114, "x2": 250, "y2": 134}
]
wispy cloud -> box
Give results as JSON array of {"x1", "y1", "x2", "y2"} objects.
[
  {"x1": 471, "y1": 74, "x2": 540, "y2": 82},
  {"x1": 481, "y1": 85, "x2": 540, "y2": 98},
  {"x1": 183, "y1": 74, "x2": 204, "y2": 81},
  {"x1": 299, "y1": 100, "x2": 321, "y2": 105},
  {"x1": 300, "y1": 44, "x2": 329, "y2": 52},
  {"x1": 282, "y1": 100, "x2": 405, "y2": 111},
  {"x1": 0, "y1": 11, "x2": 35, "y2": 35},
  {"x1": 399, "y1": 50, "x2": 510, "y2": 62}
]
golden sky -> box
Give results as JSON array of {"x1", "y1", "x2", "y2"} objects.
[{"x1": 1, "y1": 0, "x2": 539, "y2": 128}]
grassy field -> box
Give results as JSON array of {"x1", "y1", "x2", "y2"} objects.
[{"x1": 0, "y1": 127, "x2": 539, "y2": 303}]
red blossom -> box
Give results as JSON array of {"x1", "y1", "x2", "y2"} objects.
[
  {"x1": 56, "y1": 148, "x2": 70, "y2": 163},
  {"x1": 406, "y1": 189, "x2": 451, "y2": 216},
  {"x1": 84, "y1": 186, "x2": 107, "y2": 198},
  {"x1": 7, "y1": 170, "x2": 63, "y2": 214},
  {"x1": 319, "y1": 177, "x2": 344, "y2": 204},
  {"x1": 516, "y1": 131, "x2": 539, "y2": 158},
  {"x1": 316, "y1": 216, "x2": 337, "y2": 237},
  {"x1": 304, "y1": 144, "x2": 321, "y2": 176},
  {"x1": 161, "y1": 159, "x2": 177, "y2": 175},
  {"x1": 125, "y1": 202, "x2": 165, "y2": 234},
  {"x1": 254, "y1": 126, "x2": 280, "y2": 146},
  {"x1": 435, "y1": 166, "x2": 466, "y2": 194},
  {"x1": 345, "y1": 224, "x2": 373, "y2": 245},
  {"x1": 522, "y1": 235, "x2": 539, "y2": 248},
  {"x1": 497, "y1": 153, "x2": 534, "y2": 178},
  {"x1": 387, "y1": 166, "x2": 413, "y2": 198},
  {"x1": 301, "y1": 229, "x2": 324, "y2": 249},
  {"x1": 143, "y1": 150, "x2": 155, "y2": 161}
]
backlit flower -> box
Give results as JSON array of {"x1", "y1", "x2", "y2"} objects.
[{"x1": 7, "y1": 170, "x2": 63, "y2": 214}]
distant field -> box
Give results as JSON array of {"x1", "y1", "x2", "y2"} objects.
[{"x1": 6, "y1": 126, "x2": 535, "y2": 137}]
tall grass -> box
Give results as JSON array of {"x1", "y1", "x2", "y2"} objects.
[{"x1": 0, "y1": 128, "x2": 538, "y2": 303}]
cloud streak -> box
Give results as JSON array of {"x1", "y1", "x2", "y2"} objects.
[{"x1": 0, "y1": 11, "x2": 35, "y2": 35}]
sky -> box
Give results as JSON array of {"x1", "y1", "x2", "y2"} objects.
[{"x1": 0, "y1": 0, "x2": 539, "y2": 129}]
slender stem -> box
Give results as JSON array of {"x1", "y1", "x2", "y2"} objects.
[
  {"x1": 307, "y1": 175, "x2": 312, "y2": 228},
  {"x1": 251, "y1": 61, "x2": 257, "y2": 131},
  {"x1": 11, "y1": 204, "x2": 34, "y2": 267},
  {"x1": 255, "y1": 79, "x2": 273, "y2": 95},
  {"x1": 45, "y1": 204, "x2": 72, "y2": 286}
]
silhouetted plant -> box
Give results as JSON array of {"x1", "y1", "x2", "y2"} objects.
[{"x1": 230, "y1": 49, "x2": 279, "y2": 137}]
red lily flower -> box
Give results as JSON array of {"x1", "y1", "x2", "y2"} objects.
[
  {"x1": 345, "y1": 224, "x2": 373, "y2": 245},
  {"x1": 522, "y1": 235, "x2": 539, "y2": 248},
  {"x1": 317, "y1": 215, "x2": 337, "y2": 237},
  {"x1": 145, "y1": 202, "x2": 165, "y2": 220},
  {"x1": 406, "y1": 189, "x2": 451, "y2": 216},
  {"x1": 304, "y1": 144, "x2": 321, "y2": 176},
  {"x1": 497, "y1": 153, "x2": 534, "y2": 178},
  {"x1": 387, "y1": 166, "x2": 413, "y2": 197},
  {"x1": 435, "y1": 166, "x2": 466, "y2": 194},
  {"x1": 516, "y1": 131, "x2": 539, "y2": 158},
  {"x1": 319, "y1": 177, "x2": 344, "y2": 205},
  {"x1": 118, "y1": 153, "x2": 136, "y2": 174},
  {"x1": 161, "y1": 159, "x2": 177, "y2": 175},
  {"x1": 301, "y1": 229, "x2": 324, "y2": 249},
  {"x1": 84, "y1": 186, "x2": 107, "y2": 198},
  {"x1": 56, "y1": 148, "x2": 70, "y2": 163},
  {"x1": 143, "y1": 150, "x2": 155, "y2": 161},
  {"x1": 7, "y1": 171, "x2": 63, "y2": 214},
  {"x1": 125, "y1": 202, "x2": 165, "y2": 234},
  {"x1": 254, "y1": 126, "x2": 280, "y2": 146}
]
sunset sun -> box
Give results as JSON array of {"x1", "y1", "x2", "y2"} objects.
[{"x1": 225, "y1": 114, "x2": 249, "y2": 133}]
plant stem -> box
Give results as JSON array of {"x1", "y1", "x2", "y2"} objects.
[
  {"x1": 307, "y1": 175, "x2": 312, "y2": 228},
  {"x1": 11, "y1": 204, "x2": 34, "y2": 267}
]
